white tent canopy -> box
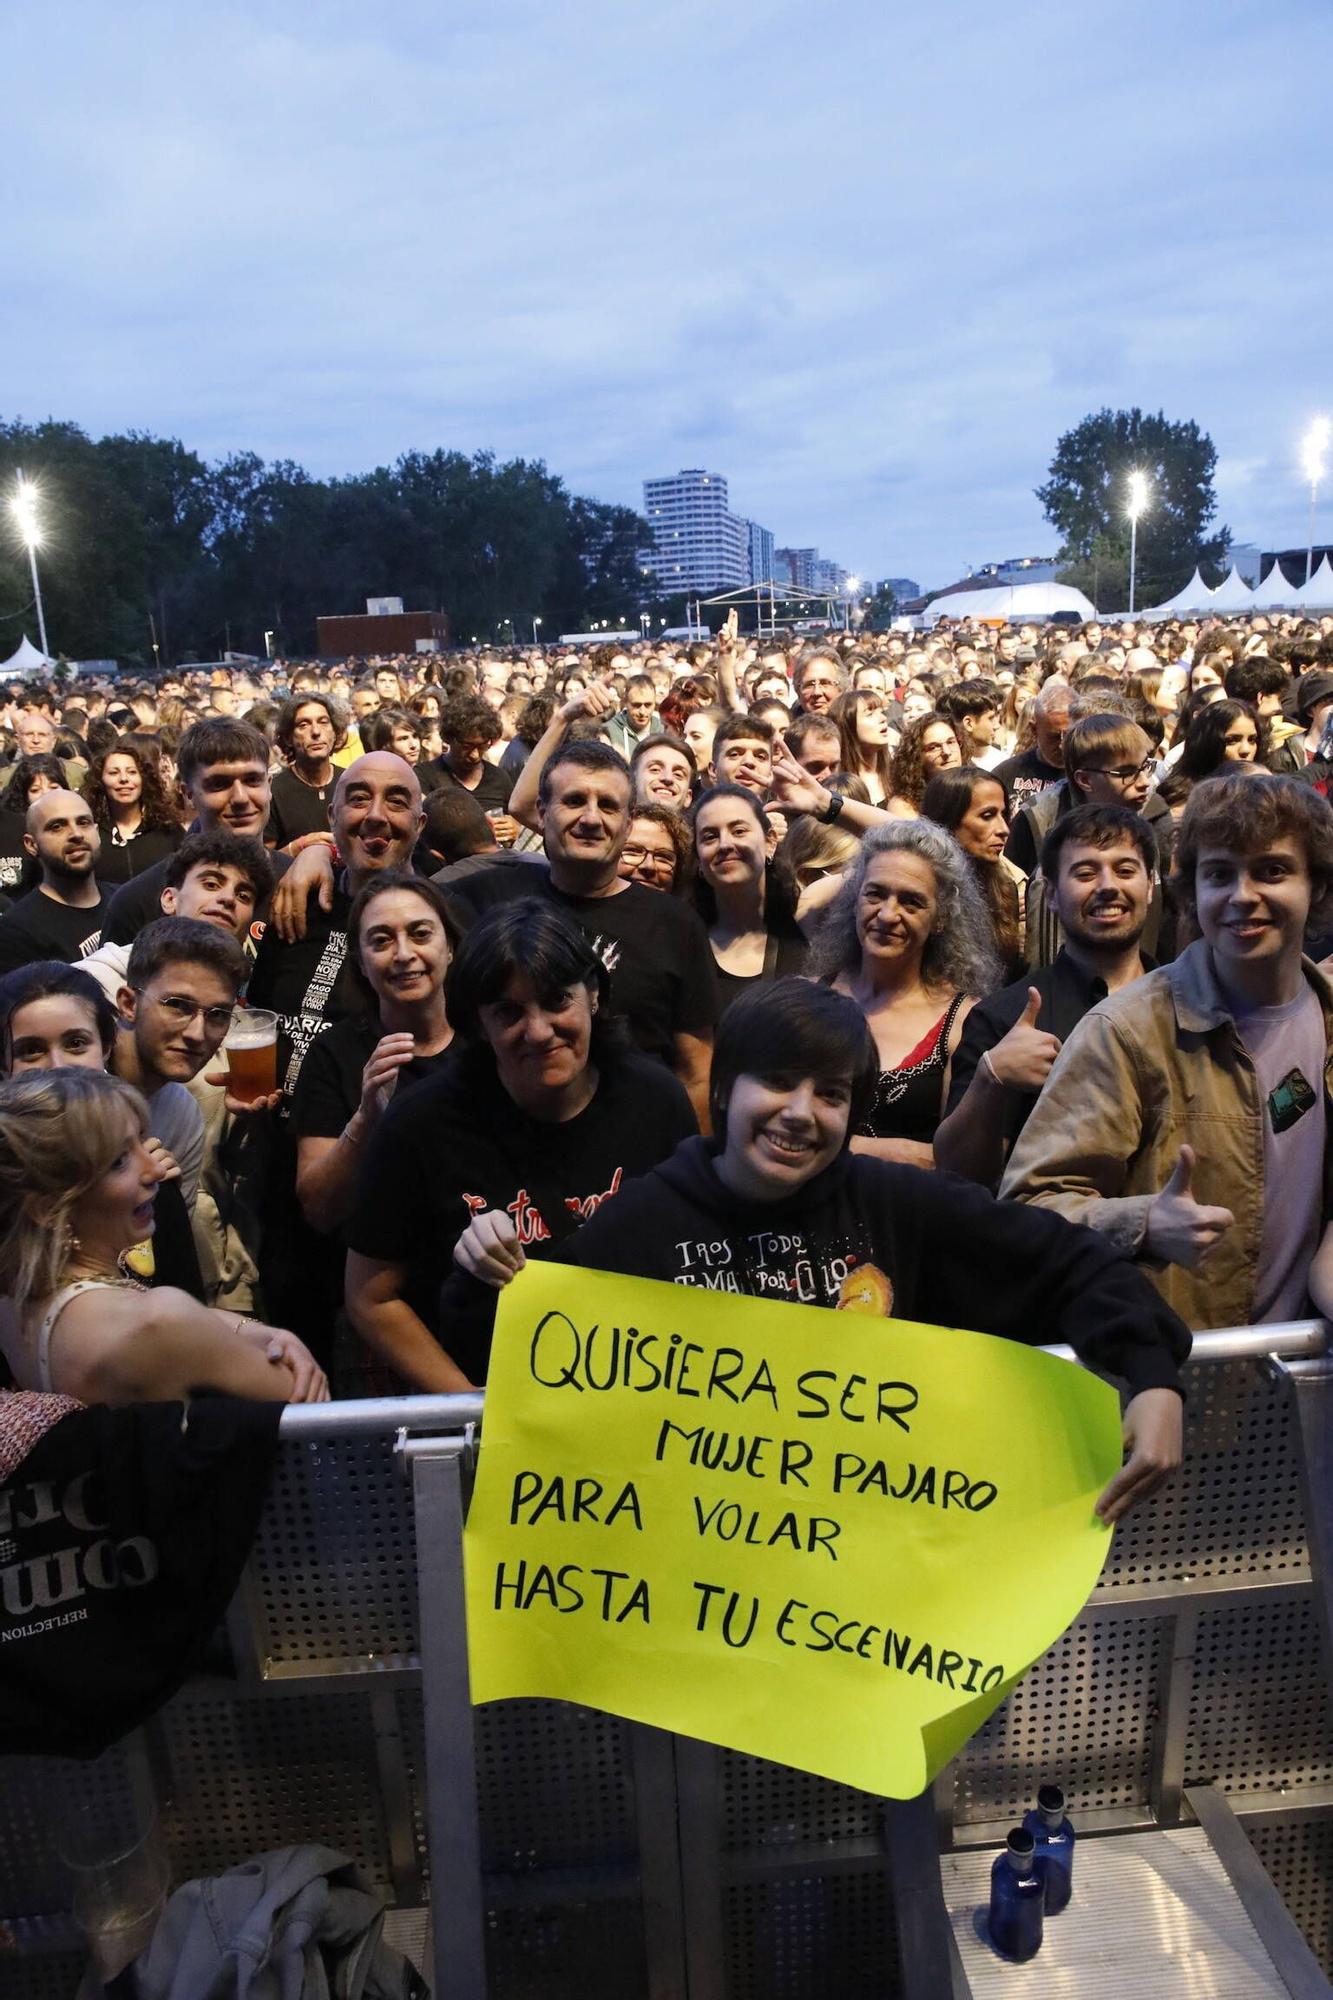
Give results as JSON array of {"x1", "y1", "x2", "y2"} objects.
[
  {"x1": 1201, "y1": 567, "x2": 1256, "y2": 613},
  {"x1": 1249, "y1": 562, "x2": 1303, "y2": 612},
  {"x1": 1296, "y1": 556, "x2": 1333, "y2": 608},
  {"x1": 924, "y1": 580, "x2": 1097, "y2": 625},
  {"x1": 0, "y1": 635, "x2": 52, "y2": 678},
  {"x1": 1141, "y1": 568, "x2": 1215, "y2": 620}
]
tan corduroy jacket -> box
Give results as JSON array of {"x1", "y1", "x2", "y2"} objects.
[{"x1": 1000, "y1": 940, "x2": 1333, "y2": 1331}]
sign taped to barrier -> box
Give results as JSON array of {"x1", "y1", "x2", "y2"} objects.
[{"x1": 463, "y1": 1261, "x2": 1121, "y2": 1797}]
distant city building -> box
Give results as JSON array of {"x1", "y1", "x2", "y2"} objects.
[
  {"x1": 641, "y1": 470, "x2": 748, "y2": 593},
  {"x1": 1226, "y1": 542, "x2": 1263, "y2": 585},
  {"x1": 1259, "y1": 544, "x2": 1333, "y2": 586},
  {"x1": 775, "y1": 547, "x2": 821, "y2": 592},
  {"x1": 743, "y1": 519, "x2": 775, "y2": 586},
  {"x1": 812, "y1": 558, "x2": 847, "y2": 597},
  {"x1": 877, "y1": 576, "x2": 920, "y2": 603}
]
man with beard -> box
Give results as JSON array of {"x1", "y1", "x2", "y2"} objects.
[
  {"x1": 0, "y1": 791, "x2": 111, "y2": 972},
  {"x1": 934, "y1": 805, "x2": 1155, "y2": 1187}
]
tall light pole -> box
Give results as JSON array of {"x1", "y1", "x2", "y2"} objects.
[
  {"x1": 1126, "y1": 470, "x2": 1151, "y2": 616},
  {"x1": 532, "y1": 615, "x2": 541, "y2": 645},
  {"x1": 844, "y1": 575, "x2": 860, "y2": 633},
  {"x1": 10, "y1": 474, "x2": 51, "y2": 659},
  {"x1": 1302, "y1": 418, "x2": 1330, "y2": 584}
]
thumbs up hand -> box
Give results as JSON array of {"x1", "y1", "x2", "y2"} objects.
[
  {"x1": 984, "y1": 988, "x2": 1063, "y2": 1090},
  {"x1": 1145, "y1": 1144, "x2": 1235, "y2": 1267}
]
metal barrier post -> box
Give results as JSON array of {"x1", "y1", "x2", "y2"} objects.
[
  {"x1": 1269, "y1": 1355, "x2": 1333, "y2": 1680},
  {"x1": 404, "y1": 1433, "x2": 487, "y2": 2000}
]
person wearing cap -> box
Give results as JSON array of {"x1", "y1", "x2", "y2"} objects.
[{"x1": 1267, "y1": 670, "x2": 1333, "y2": 777}]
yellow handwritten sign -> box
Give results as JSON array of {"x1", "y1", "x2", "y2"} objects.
[{"x1": 464, "y1": 1261, "x2": 1122, "y2": 1798}]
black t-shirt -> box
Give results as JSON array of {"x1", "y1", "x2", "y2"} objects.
[
  {"x1": 104, "y1": 847, "x2": 292, "y2": 949},
  {"x1": 289, "y1": 1012, "x2": 457, "y2": 1138},
  {"x1": 944, "y1": 948, "x2": 1154, "y2": 1149},
  {"x1": 0, "y1": 809, "x2": 32, "y2": 894},
  {"x1": 448, "y1": 864, "x2": 718, "y2": 1063},
  {"x1": 266, "y1": 767, "x2": 335, "y2": 849},
  {"x1": 991, "y1": 746, "x2": 1063, "y2": 811},
  {"x1": 0, "y1": 885, "x2": 112, "y2": 974},
  {"x1": 422, "y1": 758, "x2": 514, "y2": 812},
  {"x1": 347, "y1": 1050, "x2": 697, "y2": 1382},
  {"x1": 245, "y1": 883, "x2": 357, "y2": 1097},
  {"x1": 713, "y1": 925, "x2": 810, "y2": 1015},
  {"x1": 93, "y1": 823, "x2": 182, "y2": 887}
]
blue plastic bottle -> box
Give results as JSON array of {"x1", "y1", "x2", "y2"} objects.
[
  {"x1": 987, "y1": 1828, "x2": 1044, "y2": 1961},
  {"x1": 1023, "y1": 1783, "x2": 1075, "y2": 1913}
]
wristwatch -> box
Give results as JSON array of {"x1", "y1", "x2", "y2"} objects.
[{"x1": 817, "y1": 791, "x2": 845, "y2": 825}]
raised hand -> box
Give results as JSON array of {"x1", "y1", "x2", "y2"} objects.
[
  {"x1": 985, "y1": 988, "x2": 1062, "y2": 1091},
  {"x1": 1145, "y1": 1144, "x2": 1235, "y2": 1268}
]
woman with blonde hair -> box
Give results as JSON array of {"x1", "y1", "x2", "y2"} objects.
[{"x1": 0, "y1": 1068, "x2": 327, "y2": 1405}]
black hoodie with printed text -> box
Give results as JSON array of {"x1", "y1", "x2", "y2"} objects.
[{"x1": 563, "y1": 1138, "x2": 1190, "y2": 1397}]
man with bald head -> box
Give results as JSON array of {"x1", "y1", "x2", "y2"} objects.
[
  {"x1": 247, "y1": 753, "x2": 425, "y2": 1097},
  {"x1": 0, "y1": 790, "x2": 112, "y2": 972}
]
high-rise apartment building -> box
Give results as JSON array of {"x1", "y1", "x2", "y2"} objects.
[
  {"x1": 641, "y1": 470, "x2": 749, "y2": 592},
  {"x1": 744, "y1": 519, "x2": 775, "y2": 586},
  {"x1": 775, "y1": 547, "x2": 820, "y2": 592}
]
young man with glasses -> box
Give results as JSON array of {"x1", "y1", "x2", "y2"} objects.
[
  {"x1": 1005, "y1": 713, "x2": 1163, "y2": 876},
  {"x1": 113, "y1": 915, "x2": 248, "y2": 1211}
]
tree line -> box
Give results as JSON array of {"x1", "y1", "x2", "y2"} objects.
[{"x1": 0, "y1": 419, "x2": 657, "y2": 664}]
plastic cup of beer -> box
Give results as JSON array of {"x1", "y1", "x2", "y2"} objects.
[{"x1": 223, "y1": 1006, "x2": 279, "y2": 1102}]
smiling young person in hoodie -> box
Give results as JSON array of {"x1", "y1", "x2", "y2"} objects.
[{"x1": 454, "y1": 977, "x2": 1191, "y2": 1523}]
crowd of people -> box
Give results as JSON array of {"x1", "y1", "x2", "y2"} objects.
[{"x1": 4, "y1": 601, "x2": 1333, "y2": 1523}]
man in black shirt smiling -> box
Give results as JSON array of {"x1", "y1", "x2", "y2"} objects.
[
  {"x1": 445, "y1": 740, "x2": 716, "y2": 1126},
  {"x1": 934, "y1": 805, "x2": 1156, "y2": 1187}
]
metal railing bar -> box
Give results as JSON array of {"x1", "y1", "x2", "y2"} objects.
[{"x1": 275, "y1": 1325, "x2": 1329, "y2": 1441}]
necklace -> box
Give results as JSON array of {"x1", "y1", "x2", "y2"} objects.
[{"x1": 65, "y1": 1256, "x2": 150, "y2": 1294}]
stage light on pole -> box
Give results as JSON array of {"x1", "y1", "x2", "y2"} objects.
[
  {"x1": 1302, "y1": 418, "x2": 1330, "y2": 584},
  {"x1": 1126, "y1": 470, "x2": 1151, "y2": 616},
  {"x1": 10, "y1": 474, "x2": 51, "y2": 659}
]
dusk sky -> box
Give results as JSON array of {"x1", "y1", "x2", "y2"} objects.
[{"x1": 8, "y1": 0, "x2": 1331, "y2": 592}]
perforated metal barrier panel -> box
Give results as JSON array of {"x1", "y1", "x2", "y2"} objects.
[{"x1": 2, "y1": 1355, "x2": 1330, "y2": 2000}]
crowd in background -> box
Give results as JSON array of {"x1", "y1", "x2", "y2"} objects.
[{"x1": 2, "y1": 603, "x2": 1333, "y2": 1517}]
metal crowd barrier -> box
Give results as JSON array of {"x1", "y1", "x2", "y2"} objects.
[{"x1": 2, "y1": 1324, "x2": 1331, "y2": 1998}]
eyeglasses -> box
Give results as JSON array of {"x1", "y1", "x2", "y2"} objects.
[
  {"x1": 621, "y1": 845, "x2": 676, "y2": 876},
  {"x1": 138, "y1": 991, "x2": 236, "y2": 1034},
  {"x1": 1078, "y1": 756, "x2": 1155, "y2": 784}
]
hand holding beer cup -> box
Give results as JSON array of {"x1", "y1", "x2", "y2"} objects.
[{"x1": 210, "y1": 1006, "x2": 284, "y2": 1115}]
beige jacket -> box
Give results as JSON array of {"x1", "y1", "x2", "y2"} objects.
[{"x1": 1000, "y1": 940, "x2": 1333, "y2": 1331}]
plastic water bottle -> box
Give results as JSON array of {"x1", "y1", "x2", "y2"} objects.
[
  {"x1": 987, "y1": 1827, "x2": 1044, "y2": 1961},
  {"x1": 1023, "y1": 1783, "x2": 1075, "y2": 1913}
]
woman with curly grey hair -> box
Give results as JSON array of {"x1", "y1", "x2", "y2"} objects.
[{"x1": 811, "y1": 819, "x2": 1002, "y2": 1166}]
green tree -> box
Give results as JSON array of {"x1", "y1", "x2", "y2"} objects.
[
  {"x1": 1037, "y1": 408, "x2": 1228, "y2": 609},
  {"x1": 860, "y1": 583, "x2": 899, "y2": 629}
]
